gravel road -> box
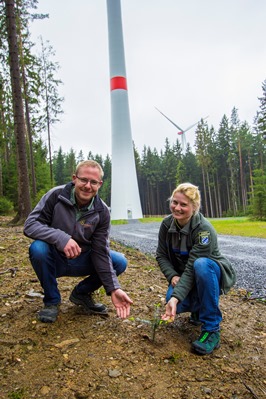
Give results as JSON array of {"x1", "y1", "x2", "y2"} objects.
[{"x1": 110, "y1": 221, "x2": 266, "y2": 297}]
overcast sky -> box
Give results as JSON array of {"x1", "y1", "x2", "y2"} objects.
[{"x1": 29, "y1": 0, "x2": 266, "y2": 158}]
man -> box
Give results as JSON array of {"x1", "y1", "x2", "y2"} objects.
[{"x1": 24, "y1": 160, "x2": 133, "y2": 323}]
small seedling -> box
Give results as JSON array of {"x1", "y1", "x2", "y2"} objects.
[
  {"x1": 135, "y1": 303, "x2": 172, "y2": 342},
  {"x1": 235, "y1": 339, "x2": 243, "y2": 348},
  {"x1": 167, "y1": 353, "x2": 182, "y2": 363}
]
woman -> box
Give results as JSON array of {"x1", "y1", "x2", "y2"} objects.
[{"x1": 156, "y1": 183, "x2": 236, "y2": 355}]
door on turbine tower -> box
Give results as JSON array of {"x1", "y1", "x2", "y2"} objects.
[{"x1": 127, "y1": 208, "x2": 132, "y2": 219}]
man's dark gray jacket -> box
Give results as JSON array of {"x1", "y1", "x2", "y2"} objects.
[{"x1": 24, "y1": 182, "x2": 120, "y2": 294}]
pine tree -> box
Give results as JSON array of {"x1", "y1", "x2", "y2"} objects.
[
  {"x1": 194, "y1": 119, "x2": 212, "y2": 216},
  {"x1": 33, "y1": 138, "x2": 51, "y2": 203},
  {"x1": 257, "y1": 79, "x2": 266, "y2": 140},
  {"x1": 250, "y1": 169, "x2": 266, "y2": 219},
  {"x1": 37, "y1": 36, "x2": 64, "y2": 184},
  {"x1": 65, "y1": 148, "x2": 76, "y2": 179},
  {"x1": 3, "y1": 0, "x2": 31, "y2": 223},
  {"x1": 100, "y1": 154, "x2": 112, "y2": 206},
  {"x1": 53, "y1": 146, "x2": 65, "y2": 185}
]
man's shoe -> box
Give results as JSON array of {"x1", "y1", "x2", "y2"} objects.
[
  {"x1": 38, "y1": 305, "x2": 59, "y2": 323},
  {"x1": 192, "y1": 331, "x2": 220, "y2": 355},
  {"x1": 189, "y1": 311, "x2": 201, "y2": 326},
  {"x1": 69, "y1": 287, "x2": 108, "y2": 315}
]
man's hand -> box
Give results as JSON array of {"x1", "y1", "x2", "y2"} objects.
[
  {"x1": 161, "y1": 297, "x2": 179, "y2": 322},
  {"x1": 111, "y1": 289, "x2": 133, "y2": 319},
  {"x1": 171, "y1": 276, "x2": 180, "y2": 287},
  {"x1": 63, "y1": 238, "x2": 82, "y2": 259}
]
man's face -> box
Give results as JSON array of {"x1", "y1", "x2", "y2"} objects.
[{"x1": 72, "y1": 165, "x2": 102, "y2": 207}]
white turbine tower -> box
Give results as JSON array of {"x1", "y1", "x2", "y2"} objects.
[{"x1": 106, "y1": 0, "x2": 143, "y2": 221}]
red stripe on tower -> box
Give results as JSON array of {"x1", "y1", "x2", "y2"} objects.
[{"x1": 110, "y1": 76, "x2": 127, "y2": 91}]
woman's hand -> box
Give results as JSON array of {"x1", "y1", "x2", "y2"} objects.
[{"x1": 161, "y1": 297, "x2": 179, "y2": 322}]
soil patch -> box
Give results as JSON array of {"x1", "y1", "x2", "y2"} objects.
[{"x1": 0, "y1": 218, "x2": 265, "y2": 399}]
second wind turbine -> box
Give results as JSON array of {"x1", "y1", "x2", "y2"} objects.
[{"x1": 156, "y1": 107, "x2": 208, "y2": 153}]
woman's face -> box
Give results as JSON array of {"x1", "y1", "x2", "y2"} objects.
[{"x1": 170, "y1": 192, "x2": 195, "y2": 227}]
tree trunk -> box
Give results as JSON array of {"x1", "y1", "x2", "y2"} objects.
[
  {"x1": 228, "y1": 160, "x2": 238, "y2": 216},
  {"x1": 4, "y1": 0, "x2": 31, "y2": 223},
  {"x1": 0, "y1": 158, "x2": 3, "y2": 197},
  {"x1": 248, "y1": 151, "x2": 254, "y2": 198},
  {"x1": 16, "y1": 7, "x2": 37, "y2": 198},
  {"x1": 216, "y1": 173, "x2": 222, "y2": 217},
  {"x1": 238, "y1": 139, "x2": 246, "y2": 212},
  {"x1": 23, "y1": 78, "x2": 37, "y2": 198},
  {"x1": 206, "y1": 171, "x2": 214, "y2": 217},
  {"x1": 40, "y1": 39, "x2": 53, "y2": 185},
  {"x1": 202, "y1": 166, "x2": 209, "y2": 217},
  {"x1": 212, "y1": 174, "x2": 219, "y2": 217},
  {"x1": 225, "y1": 172, "x2": 230, "y2": 213}
]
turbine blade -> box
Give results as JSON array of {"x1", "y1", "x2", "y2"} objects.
[
  {"x1": 155, "y1": 107, "x2": 183, "y2": 132},
  {"x1": 183, "y1": 121, "x2": 200, "y2": 133},
  {"x1": 183, "y1": 116, "x2": 209, "y2": 133}
]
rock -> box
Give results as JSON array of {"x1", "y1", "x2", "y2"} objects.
[
  {"x1": 55, "y1": 338, "x2": 80, "y2": 349},
  {"x1": 25, "y1": 289, "x2": 44, "y2": 298},
  {"x1": 40, "y1": 386, "x2": 50, "y2": 395},
  {"x1": 108, "y1": 369, "x2": 122, "y2": 378}
]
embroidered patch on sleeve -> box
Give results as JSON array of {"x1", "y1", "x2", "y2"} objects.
[{"x1": 198, "y1": 231, "x2": 211, "y2": 245}]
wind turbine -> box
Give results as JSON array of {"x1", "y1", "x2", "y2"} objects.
[
  {"x1": 155, "y1": 107, "x2": 208, "y2": 153},
  {"x1": 106, "y1": 0, "x2": 143, "y2": 220}
]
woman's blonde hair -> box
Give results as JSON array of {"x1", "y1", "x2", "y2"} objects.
[{"x1": 170, "y1": 182, "x2": 201, "y2": 213}]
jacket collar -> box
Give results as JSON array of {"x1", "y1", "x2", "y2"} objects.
[
  {"x1": 60, "y1": 182, "x2": 104, "y2": 212},
  {"x1": 168, "y1": 212, "x2": 201, "y2": 234}
]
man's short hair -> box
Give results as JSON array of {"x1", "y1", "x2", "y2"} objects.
[{"x1": 75, "y1": 160, "x2": 104, "y2": 179}]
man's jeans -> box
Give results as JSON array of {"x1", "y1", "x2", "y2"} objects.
[
  {"x1": 166, "y1": 257, "x2": 222, "y2": 332},
  {"x1": 29, "y1": 240, "x2": 127, "y2": 306}
]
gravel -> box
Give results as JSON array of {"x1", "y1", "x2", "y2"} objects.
[{"x1": 110, "y1": 221, "x2": 266, "y2": 297}]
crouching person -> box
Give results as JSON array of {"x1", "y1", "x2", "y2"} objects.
[
  {"x1": 156, "y1": 183, "x2": 236, "y2": 355},
  {"x1": 24, "y1": 160, "x2": 132, "y2": 323}
]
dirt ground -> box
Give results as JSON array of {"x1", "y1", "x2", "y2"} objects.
[{"x1": 0, "y1": 217, "x2": 265, "y2": 399}]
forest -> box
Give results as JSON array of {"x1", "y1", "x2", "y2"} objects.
[{"x1": 0, "y1": 0, "x2": 266, "y2": 222}]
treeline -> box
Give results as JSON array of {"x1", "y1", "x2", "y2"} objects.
[
  {"x1": 51, "y1": 102, "x2": 266, "y2": 220},
  {"x1": 0, "y1": 1, "x2": 266, "y2": 221},
  {"x1": 0, "y1": 0, "x2": 64, "y2": 222}
]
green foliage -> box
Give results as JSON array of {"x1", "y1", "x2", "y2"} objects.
[
  {"x1": 37, "y1": 37, "x2": 64, "y2": 128},
  {"x1": 257, "y1": 79, "x2": 266, "y2": 134},
  {"x1": 249, "y1": 169, "x2": 266, "y2": 220},
  {"x1": 177, "y1": 145, "x2": 201, "y2": 185},
  {"x1": 97, "y1": 154, "x2": 111, "y2": 205},
  {"x1": 0, "y1": 197, "x2": 14, "y2": 215},
  {"x1": 53, "y1": 146, "x2": 67, "y2": 185},
  {"x1": 65, "y1": 148, "x2": 77, "y2": 177},
  {"x1": 8, "y1": 388, "x2": 25, "y2": 399},
  {"x1": 32, "y1": 189, "x2": 49, "y2": 208},
  {"x1": 166, "y1": 353, "x2": 182, "y2": 363},
  {"x1": 2, "y1": 153, "x2": 18, "y2": 206},
  {"x1": 33, "y1": 139, "x2": 51, "y2": 193}
]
